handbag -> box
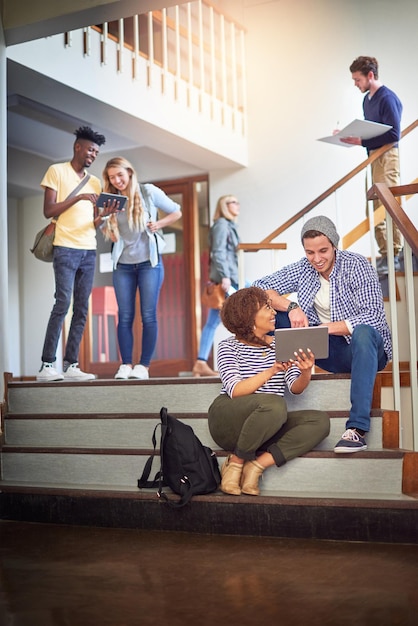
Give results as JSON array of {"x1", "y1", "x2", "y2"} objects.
[
  {"x1": 30, "y1": 220, "x2": 57, "y2": 262},
  {"x1": 30, "y1": 174, "x2": 91, "y2": 262},
  {"x1": 201, "y1": 281, "x2": 226, "y2": 310}
]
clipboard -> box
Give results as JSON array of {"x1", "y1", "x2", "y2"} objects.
[{"x1": 317, "y1": 119, "x2": 392, "y2": 147}]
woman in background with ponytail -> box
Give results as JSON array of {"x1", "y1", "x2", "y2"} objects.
[{"x1": 193, "y1": 194, "x2": 241, "y2": 377}]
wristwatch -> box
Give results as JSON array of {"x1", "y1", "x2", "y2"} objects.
[{"x1": 287, "y1": 301, "x2": 300, "y2": 313}]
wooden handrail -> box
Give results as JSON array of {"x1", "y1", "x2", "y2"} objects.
[
  {"x1": 259, "y1": 119, "x2": 418, "y2": 245},
  {"x1": 342, "y1": 178, "x2": 418, "y2": 249},
  {"x1": 367, "y1": 183, "x2": 418, "y2": 258},
  {"x1": 237, "y1": 243, "x2": 286, "y2": 252},
  {"x1": 368, "y1": 182, "x2": 418, "y2": 200}
]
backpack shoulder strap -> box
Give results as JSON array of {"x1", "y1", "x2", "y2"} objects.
[
  {"x1": 159, "y1": 482, "x2": 194, "y2": 508},
  {"x1": 137, "y1": 422, "x2": 162, "y2": 489}
]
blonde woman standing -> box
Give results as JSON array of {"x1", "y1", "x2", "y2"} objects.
[
  {"x1": 102, "y1": 157, "x2": 182, "y2": 379},
  {"x1": 193, "y1": 194, "x2": 241, "y2": 377}
]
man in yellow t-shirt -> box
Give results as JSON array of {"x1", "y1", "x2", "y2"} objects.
[{"x1": 37, "y1": 126, "x2": 106, "y2": 382}]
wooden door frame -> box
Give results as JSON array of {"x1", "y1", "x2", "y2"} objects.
[{"x1": 78, "y1": 173, "x2": 209, "y2": 377}]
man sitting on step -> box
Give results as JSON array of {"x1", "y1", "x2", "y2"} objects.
[{"x1": 253, "y1": 215, "x2": 392, "y2": 453}]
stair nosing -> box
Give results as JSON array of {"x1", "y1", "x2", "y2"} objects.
[
  {"x1": 1, "y1": 481, "x2": 417, "y2": 506},
  {"x1": 6, "y1": 372, "x2": 353, "y2": 388},
  {"x1": 3, "y1": 409, "x2": 388, "y2": 419},
  {"x1": 0, "y1": 445, "x2": 406, "y2": 458}
]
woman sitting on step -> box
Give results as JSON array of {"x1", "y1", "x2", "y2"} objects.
[{"x1": 208, "y1": 287, "x2": 330, "y2": 496}]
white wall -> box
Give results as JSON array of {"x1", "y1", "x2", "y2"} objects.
[
  {"x1": 210, "y1": 0, "x2": 418, "y2": 281},
  {"x1": 1, "y1": 17, "x2": 9, "y2": 392},
  {"x1": 17, "y1": 197, "x2": 59, "y2": 376},
  {"x1": 7, "y1": 198, "x2": 20, "y2": 375}
]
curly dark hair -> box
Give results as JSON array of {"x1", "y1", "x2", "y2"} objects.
[
  {"x1": 220, "y1": 286, "x2": 274, "y2": 349},
  {"x1": 74, "y1": 126, "x2": 106, "y2": 146}
]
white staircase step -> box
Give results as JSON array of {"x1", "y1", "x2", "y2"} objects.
[
  {"x1": 3, "y1": 413, "x2": 385, "y2": 451},
  {"x1": 1, "y1": 449, "x2": 405, "y2": 497},
  {"x1": 7, "y1": 379, "x2": 223, "y2": 414},
  {"x1": 7, "y1": 375, "x2": 352, "y2": 414},
  {"x1": 260, "y1": 455, "x2": 404, "y2": 495}
]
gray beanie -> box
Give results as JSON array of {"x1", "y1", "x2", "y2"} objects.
[{"x1": 301, "y1": 215, "x2": 340, "y2": 248}]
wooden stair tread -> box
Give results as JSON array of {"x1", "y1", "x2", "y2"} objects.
[
  {"x1": 1, "y1": 445, "x2": 407, "y2": 458},
  {"x1": 6, "y1": 372, "x2": 352, "y2": 388},
  {"x1": 1, "y1": 481, "x2": 417, "y2": 505},
  {"x1": 3, "y1": 485, "x2": 418, "y2": 543},
  {"x1": 4, "y1": 408, "x2": 389, "y2": 419}
]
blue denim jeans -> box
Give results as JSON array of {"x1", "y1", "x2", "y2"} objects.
[
  {"x1": 197, "y1": 307, "x2": 221, "y2": 361},
  {"x1": 41, "y1": 247, "x2": 96, "y2": 364},
  {"x1": 113, "y1": 260, "x2": 164, "y2": 366},
  {"x1": 275, "y1": 312, "x2": 387, "y2": 432},
  {"x1": 197, "y1": 281, "x2": 239, "y2": 361}
]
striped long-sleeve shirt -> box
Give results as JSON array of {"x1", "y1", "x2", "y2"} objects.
[{"x1": 217, "y1": 336, "x2": 302, "y2": 398}]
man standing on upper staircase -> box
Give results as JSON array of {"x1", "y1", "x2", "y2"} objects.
[{"x1": 339, "y1": 55, "x2": 403, "y2": 276}]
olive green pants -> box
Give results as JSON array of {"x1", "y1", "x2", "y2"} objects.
[{"x1": 208, "y1": 393, "x2": 330, "y2": 466}]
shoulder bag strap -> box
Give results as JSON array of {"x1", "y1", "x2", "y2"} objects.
[
  {"x1": 52, "y1": 173, "x2": 92, "y2": 225},
  {"x1": 137, "y1": 422, "x2": 163, "y2": 489},
  {"x1": 65, "y1": 173, "x2": 91, "y2": 201}
]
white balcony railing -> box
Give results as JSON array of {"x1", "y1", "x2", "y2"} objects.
[{"x1": 64, "y1": 1, "x2": 247, "y2": 138}]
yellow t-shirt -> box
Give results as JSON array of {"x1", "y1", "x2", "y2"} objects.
[{"x1": 41, "y1": 162, "x2": 102, "y2": 249}]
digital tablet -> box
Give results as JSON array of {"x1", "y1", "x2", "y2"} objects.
[
  {"x1": 275, "y1": 326, "x2": 329, "y2": 362},
  {"x1": 96, "y1": 193, "x2": 128, "y2": 211}
]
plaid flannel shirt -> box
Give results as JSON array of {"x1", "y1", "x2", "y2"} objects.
[{"x1": 253, "y1": 249, "x2": 392, "y2": 361}]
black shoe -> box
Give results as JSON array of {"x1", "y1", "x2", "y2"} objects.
[{"x1": 334, "y1": 429, "x2": 367, "y2": 453}]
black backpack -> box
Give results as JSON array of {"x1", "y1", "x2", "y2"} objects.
[{"x1": 137, "y1": 407, "x2": 221, "y2": 508}]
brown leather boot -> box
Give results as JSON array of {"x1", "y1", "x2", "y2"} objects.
[
  {"x1": 220, "y1": 456, "x2": 243, "y2": 496},
  {"x1": 241, "y1": 460, "x2": 265, "y2": 496},
  {"x1": 192, "y1": 359, "x2": 218, "y2": 377}
]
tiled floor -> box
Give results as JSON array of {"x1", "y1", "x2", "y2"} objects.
[{"x1": 1, "y1": 520, "x2": 418, "y2": 625}]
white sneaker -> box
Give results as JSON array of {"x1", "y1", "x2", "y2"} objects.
[
  {"x1": 63, "y1": 363, "x2": 96, "y2": 381},
  {"x1": 114, "y1": 364, "x2": 133, "y2": 380},
  {"x1": 36, "y1": 363, "x2": 64, "y2": 382},
  {"x1": 129, "y1": 364, "x2": 149, "y2": 379}
]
